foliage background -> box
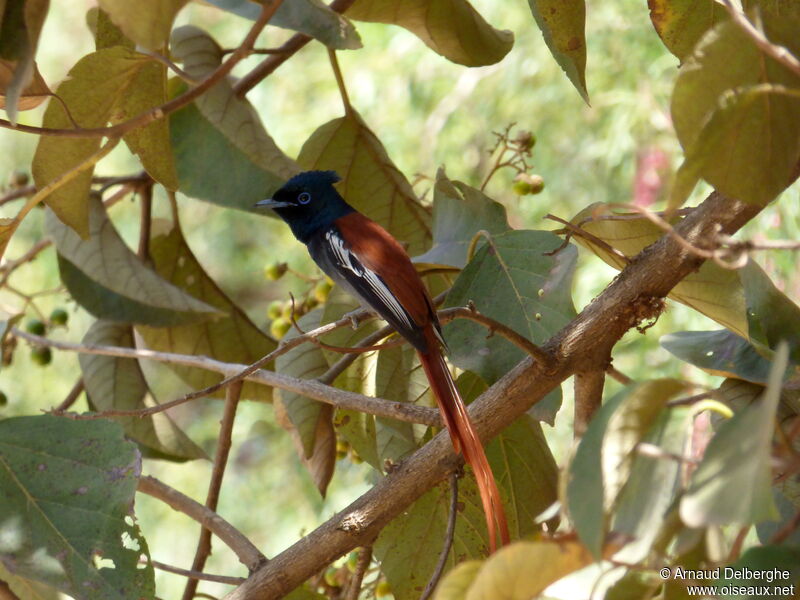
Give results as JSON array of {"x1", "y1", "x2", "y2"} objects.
[{"x1": 1, "y1": 0, "x2": 799, "y2": 599}]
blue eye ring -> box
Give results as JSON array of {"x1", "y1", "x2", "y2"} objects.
[{"x1": 297, "y1": 192, "x2": 311, "y2": 204}]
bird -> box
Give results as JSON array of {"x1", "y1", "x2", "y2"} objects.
[{"x1": 256, "y1": 170, "x2": 510, "y2": 552}]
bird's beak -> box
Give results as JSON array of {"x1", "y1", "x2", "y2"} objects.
[{"x1": 254, "y1": 198, "x2": 292, "y2": 209}]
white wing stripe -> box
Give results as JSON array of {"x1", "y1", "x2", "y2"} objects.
[{"x1": 325, "y1": 229, "x2": 415, "y2": 331}]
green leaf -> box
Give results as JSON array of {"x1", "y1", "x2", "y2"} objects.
[
  {"x1": 169, "y1": 27, "x2": 299, "y2": 210},
  {"x1": 602, "y1": 379, "x2": 688, "y2": 511},
  {"x1": 0, "y1": 0, "x2": 48, "y2": 124},
  {"x1": 204, "y1": 0, "x2": 362, "y2": 50},
  {"x1": 648, "y1": 0, "x2": 726, "y2": 62},
  {"x1": 298, "y1": 110, "x2": 432, "y2": 256},
  {"x1": 612, "y1": 405, "x2": 692, "y2": 563},
  {"x1": 347, "y1": 0, "x2": 513, "y2": 67},
  {"x1": 570, "y1": 205, "x2": 748, "y2": 337},
  {"x1": 461, "y1": 540, "x2": 594, "y2": 600},
  {"x1": 717, "y1": 545, "x2": 800, "y2": 594},
  {"x1": 135, "y1": 221, "x2": 277, "y2": 402},
  {"x1": 0, "y1": 561, "x2": 60, "y2": 600},
  {"x1": 433, "y1": 560, "x2": 482, "y2": 600},
  {"x1": 85, "y1": 7, "x2": 134, "y2": 50},
  {"x1": 0, "y1": 415, "x2": 154, "y2": 599},
  {"x1": 79, "y1": 320, "x2": 205, "y2": 461},
  {"x1": 32, "y1": 47, "x2": 162, "y2": 235},
  {"x1": 670, "y1": 18, "x2": 800, "y2": 207},
  {"x1": 414, "y1": 169, "x2": 511, "y2": 269},
  {"x1": 567, "y1": 390, "x2": 624, "y2": 558},
  {"x1": 375, "y1": 477, "x2": 492, "y2": 600},
  {"x1": 374, "y1": 345, "x2": 424, "y2": 464},
  {"x1": 680, "y1": 344, "x2": 788, "y2": 527},
  {"x1": 661, "y1": 330, "x2": 773, "y2": 384},
  {"x1": 47, "y1": 199, "x2": 219, "y2": 326},
  {"x1": 742, "y1": 260, "x2": 800, "y2": 364},
  {"x1": 444, "y1": 230, "x2": 577, "y2": 383},
  {"x1": 116, "y1": 61, "x2": 178, "y2": 190},
  {"x1": 526, "y1": 0, "x2": 588, "y2": 103},
  {"x1": 275, "y1": 309, "x2": 330, "y2": 457},
  {"x1": 97, "y1": 0, "x2": 188, "y2": 50}
]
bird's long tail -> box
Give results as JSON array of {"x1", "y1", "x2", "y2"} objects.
[{"x1": 418, "y1": 341, "x2": 510, "y2": 553}]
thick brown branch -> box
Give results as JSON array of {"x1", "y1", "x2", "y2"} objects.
[{"x1": 223, "y1": 190, "x2": 762, "y2": 600}]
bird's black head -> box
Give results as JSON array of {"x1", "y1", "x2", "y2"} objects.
[{"x1": 256, "y1": 170, "x2": 354, "y2": 243}]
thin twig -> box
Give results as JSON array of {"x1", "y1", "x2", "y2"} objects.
[
  {"x1": 137, "y1": 475, "x2": 267, "y2": 571},
  {"x1": 150, "y1": 561, "x2": 246, "y2": 586},
  {"x1": 769, "y1": 508, "x2": 800, "y2": 545},
  {"x1": 0, "y1": 1, "x2": 285, "y2": 137},
  {"x1": 721, "y1": 0, "x2": 800, "y2": 79},
  {"x1": 233, "y1": 0, "x2": 358, "y2": 97},
  {"x1": 328, "y1": 48, "x2": 353, "y2": 115},
  {"x1": 420, "y1": 474, "x2": 459, "y2": 600},
  {"x1": 344, "y1": 546, "x2": 372, "y2": 600},
  {"x1": 182, "y1": 381, "x2": 243, "y2": 600},
  {"x1": 138, "y1": 182, "x2": 153, "y2": 262},
  {"x1": 53, "y1": 379, "x2": 84, "y2": 412},
  {"x1": 544, "y1": 213, "x2": 630, "y2": 266},
  {"x1": 139, "y1": 50, "x2": 199, "y2": 83},
  {"x1": 15, "y1": 328, "x2": 441, "y2": 426}
]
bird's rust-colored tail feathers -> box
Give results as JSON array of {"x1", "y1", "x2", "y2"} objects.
[{"x1": 418, "y1": 334, "x2": 510, "y2": 553}]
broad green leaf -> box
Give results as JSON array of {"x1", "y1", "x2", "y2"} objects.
[
  {"x1": 433, "y1": 560, "x2": 482, "y2": 600},
  {"x1": 97, "y1": 0, "x2": 187, "y2": 50},
  {"x1": 374, "y1": 477, "x2": 492, "y2": 600},
  {"x1": 648, "y1": 0, "x2": 726, "y2": 62},
  {"x1": 414, "y1": 169, "x2": 511, "y2": 269},
  {"x1": 670, "y1": 18, "x2": 800, "y2": 207},
  {"x1": 671, "y1": 85, "x2": 800, "y2": 209},
  {"x1": 135, "y1": 221, "x2": 276, "y2": 401},
  {"x1": 567, "y1": 391, "x2": 625, "y2": 558},
  {"x1": 169, "y1": 27, "x2": 299, "y2": 210},
  {"x1": 602, "y1": 379, "x2": 688, "y2": 511},
  {"x1": 115, "y1": 61, "x2": 178, "y2": 190},
  {"x1": 680, "y1": 344, "x2": 788, "y2": 527},
  {"x1": 347, "y1": 0, "x2": 513, "y2": 67},
  {"x1": 47, "y1": 200, "x2": 219, "y2": 326},
  {"x1": 612, "y1": 405, "x2": 692, "y2": 563},
  {"x1": 0, "y1": 416, "x2": 154, "y2": 599},
  {"x1": 0, "y1": 0, "x2": 48, "y2": 124},
  {"x1": 526, "y1": 0, "x2": 588, "y2": 103},
  {"x1": 661, "y1": 330, "x2": 773, "y2": 384},
  {"x1": 85, "y1": 7, "x2": 134, "y2": 50},
  {"x1": 374, "y1": 345, "x2": 424, "y2": 464},
  {"x1": 204, "y1": 0, "x2": 362, "y2": 50},
  {"x1": 79, "y1": 320, "x2": 205, "y2": 461},
  {"x1": 0, "y1": 59, "x2": 49, "y2": 112},
  {"x1": 570, "y1": 205, "x2": 747, "y2": 337},
  {"x1": 463, "y1": 540, "x2": 594, "y2": 600},
  {"x1": 0, "y1": 561, "x2": 59, "y2": 600},
  {"x1": 717, "y1": 545, "x2": 800, "y2": 593},
  {"x1": 742, "y1": 260, "x2": 800, "y2": 364},
  {"x1": 298, "y1": 110, "x2": 432, "y2": 256},
  {"x1": 32, "y1": 47, "x2": 163, "y2": 235},
  {"x1": 444, "y1": 230, "x2": 577, "y2": 383},
  {"x1": 275, "y1": 309, "x2": 330, "y2": 457}
]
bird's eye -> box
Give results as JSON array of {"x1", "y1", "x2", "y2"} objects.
[{"x1": 297, "y1": 192, "x2": 311, "y2": 204}]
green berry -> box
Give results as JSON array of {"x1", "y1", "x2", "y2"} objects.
[
  {"x1": 30, "y1": 346, "x2": 52, "y2": 366},
  {"x1": 376, "y1": 580, "x2": 391, "y2": 598},
  {"x1": 528, "y1": 174, "x2": 545, "y2": 194},
  {"x1": 313, "y1": 279, "x2": 333, "y2": 303},
  {"x1": 0, "y1": 391, "x2": 7, "y2": 406},
  {"x1": 515, "y1": 130, "x2": 536, "y2": 151},
  {"x1": 323, "y1": 567, "x2": 339, "y2": 588},
  {"x1": 346, "y1": 551, "x2": 359, "y2": 573},
  {"x1": 266, "y1": 300, "x2": 283, "y2": 320},
  {"x1": 264, "y1": 262, "x2": 288, "y2": 281},
  {"x1": 512, "y1": 181, "x2": 532, "y2": 196},
  {"x1": 49, "y1": 308, "x2": 69, "y2": 326},
  {"x1": 25, "y1": 319, "x2": 46, "y2": 336},
  {"x1": 270, "y1": 318, "x2": 291, "y2": 339}
]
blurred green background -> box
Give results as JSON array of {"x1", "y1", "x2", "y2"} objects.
[{"x1": 1, "y1": 0, "x2": 799, "y2": 598}]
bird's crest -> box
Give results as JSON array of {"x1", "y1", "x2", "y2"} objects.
[{"x1": 283, "y1": 170, "x2": 341, "y2": 190}]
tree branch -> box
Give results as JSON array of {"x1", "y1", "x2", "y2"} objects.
[
  {"x1": 223, "y1": 190, "x2": 762, "y2": 600},
  {"x1": 137, "y1": 475, "x2": 266, "y2": 572}
]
